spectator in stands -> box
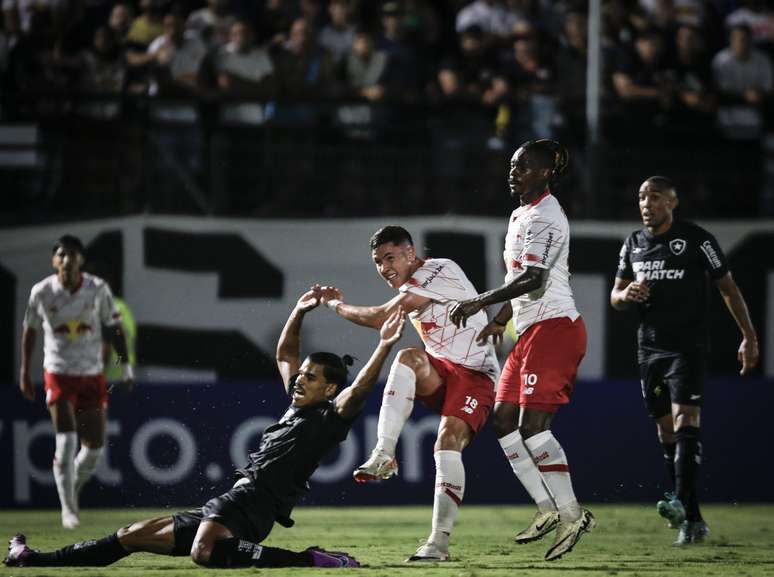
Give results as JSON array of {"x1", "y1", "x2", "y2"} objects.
[
  {"x1": 80, "y1": 26, "x2": 125, "y2": 93},
  {"x1": 2, "y1": 0, "x2": 66, "y2": 38},
  {"x1": 210, "y1": 20, "x2": 275, "y2": 99},
  {"x1": 612, "y1": 29, "x2": 674, "y2": 130},
  {"x1": 107, "y1": 3, "x2": 133, "y2": 47},
  {"x1": 640, "y1": 0, "x2": 705, "y2": 29},
  {"x1": 274, "y1": 18, "x2": 337, "y2": 104},
  {"x1": 256, "y1": 0, "x2": 294, "y2": 46},
  {"x1": 670, "y1": 24, "x2": 715, "y2": 130},
  {"x1": 186, "y1": 0, "x2": 236, "y2": 48},
  {"x1": 725, "y1": 0, "x2": 774, "y2": 53},
  {"x1": 712, "y1": 23, "x2": 772, "y2": 140},
  {"x1": 377, "y1": 1, "x2": 425, "y2": 101},
  {"x1": 493, "y1": 29, "x2": 555, "y2": 141},
  {"x1": 435, "y1": 25, "x2": 496, "y2": 103},
  {"x1": 319, "y1": 0, "x2": 355, "y2": 64},
  {"x1": 146, "y1": 12, "x2": 207, "y2": 96},
  {"x1": 300, "y1": 0, "x2": 324, "y2": 32},
  {"x1": 343, "y1": 29, "x2": 388, "y2": 102},
  {"x1": 125, "y1": 0, "x2": 164, "y2": 48},
  {"x1": 556, "y1": 10, "x2": 588, "y2": 143},
  {"x1": 456, "y1": 0, "x2": 517, "y2": 39}
]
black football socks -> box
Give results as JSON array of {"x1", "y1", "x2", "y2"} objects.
[
  {"x1": 27, "y1": 533, "x2": 129, "y2": 566},
  {"x1": 675, "y1": 426, "x2": 703, "y2": 522},
  {"x1": 208, "y1": 538, "x2": 311, "y2": 567}
]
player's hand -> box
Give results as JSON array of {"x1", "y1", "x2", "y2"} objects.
[
  {"x1": 622, "y1": 281, "x2": 650, "y2": 303},
  {"x1": 449, "y1": 299, "x2": 484, "y2": 328},
  {"x1": 311, "y1": 284, "x2": 343, "y2": 305},
  {"x1": 476, "y1": 320, "x2": 507, "y2": 346},
  {"x1": 295, "y1": 289, "x2": 320, "y2": 312},
  {"x1": 379, "y1": 309, "x2": 405, "y2": 346},
  {"x1": 19, "y1": 370, "x2": 35, "y2": 401},
  {"x1": 738, "y1": 337, "x2": 759, "y2": 376}
]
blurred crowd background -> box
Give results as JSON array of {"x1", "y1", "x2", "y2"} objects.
[{"x1": 1, "y1": 0, "x2": 773, "y2": 223}]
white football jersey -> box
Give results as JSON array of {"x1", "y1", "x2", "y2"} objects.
[
  {"x1": 399, "y1": 258, "x2": 500, "y2": 383},
  {"x1": 504, "y1": 191, "x2": 579, "y2": 334},
  {"x1": 24, "y1": 273, "x2": 121, "y2": 375}
]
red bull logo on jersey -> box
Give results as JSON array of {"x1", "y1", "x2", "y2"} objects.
[{"x1": 53, "y1": 320, "x2": 93, "y2": 342}]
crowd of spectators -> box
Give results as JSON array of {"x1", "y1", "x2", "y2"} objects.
[{"x1": 1, "y1": 0, "x2": 773, "y2": 219}]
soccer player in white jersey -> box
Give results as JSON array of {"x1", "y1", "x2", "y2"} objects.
[
  {"x1": 450, "y1": 140, "x2": 594, "y2": 561},
  {"x1": 19, "y1": 235, "x2": 134, "y2": 529},
  {"x1": 313, "y1": 225, "x2": 499, "y2": 562}
]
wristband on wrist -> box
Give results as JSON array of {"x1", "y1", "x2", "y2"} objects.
[
  {"x1": 122, "y1": 363, "x2": 135, "y2": 380},
  {"x1": 326, "y1": 299, "x2": 343, "y2": 311},
  {"x1": 492, "y1": 318, "x2": 508, "y2": 327}
]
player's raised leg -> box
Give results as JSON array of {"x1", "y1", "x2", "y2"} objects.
[{"x1": 354, "y1": 347, "x2": 440, "y2": 483}]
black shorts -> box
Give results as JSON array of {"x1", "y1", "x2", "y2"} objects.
[
  {"x1": 638, "y1": 349, "x2": 706, "y2": 419},
  {"x1": 171, "y1": 478, "x2": 277, "y2": 556}
]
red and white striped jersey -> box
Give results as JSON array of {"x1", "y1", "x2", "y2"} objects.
[
  {"x1": 399, "y1": 258, "x2": 500, "y2": 383},
  {"x1": 24, "y1": 273, "x2": 121, "y2": 375},
  {"x1": 504, "y1": 191, "x2": 579, "y2": 334}
]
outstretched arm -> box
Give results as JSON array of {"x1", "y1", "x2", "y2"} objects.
[
  {"x1": 715, "y1": 272, "x2": 759, "y2": 375},
  {"x1": 276, "y1": 290, "x2": 320, "y2": 394},
  {"x1": 334, "y1": 309, "x2": 405, "y2": 420},
  {"x1": 314, "y1": 285, "x2": 428, "y2": 329},
  {"x1": 449, "y1": 267, "x2": 546, "y2": 328}
]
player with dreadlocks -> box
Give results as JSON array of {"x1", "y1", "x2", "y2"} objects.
[{"x1": 450, "y1": 139, "x2": 594, "y2": 561}]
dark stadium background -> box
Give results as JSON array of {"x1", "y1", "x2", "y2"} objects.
[{"x1": 0, "y1": 0, "x2": 772, "y2": 509}]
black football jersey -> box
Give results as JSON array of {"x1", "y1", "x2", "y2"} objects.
[
  {"x1": 237, "y1": 396, "x2": 353, "y2": 520},
  {"x1": 616, "y1": 220, "x2": 729, "y2": 352}
]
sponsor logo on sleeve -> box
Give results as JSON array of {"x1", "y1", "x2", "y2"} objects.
[
  {"x1": 540, "y1": 232, "x2": 554, "y2": 265},
  {"x1": 699, "y1": 240, "x2": 722, "y2": 270}
]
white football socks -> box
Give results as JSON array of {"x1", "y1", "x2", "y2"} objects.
[
  {"x1": 429, "y1": 450, "x2": 465, "y2": 549},
  {"x1": 374, "y1": 361, "x2": 415, "y2": 456},
  {"x1": 74, "y1": 446, "x2": 103, "y2": 496},
  {"x1": 53, "y1": 432, "x2": 78, "y2": 516},
  {"x1": 498, "y1": 429, "x2": 556, "y2": 513},
  {"x1": 524, "y1": 430, "x2": 581, "y2": 522}
]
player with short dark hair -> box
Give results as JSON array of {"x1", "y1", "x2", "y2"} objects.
[
  {"x1": 19, "y1": 235, "x2": 134, "y2": 529},
  {"x1": 449, "y1": 139, "x2": 594, "y2": 561},
  {"x1": 6, "y1": 291, "x2": 405, "y2": 569},
  {"x1": 610, "y1": 176, "x2": 758, "y2": 545},
  {"x1": 314, "y1": 226, "x2": 500, "y2": 561}
]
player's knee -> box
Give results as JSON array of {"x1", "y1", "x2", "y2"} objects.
[
  {"x1": 190, "y1": 541, "x2": 212, "y2": 566},
  {"x1": 395, "y1": 348, "x2": 425, "y2": 372},
  {"x1": 434, "y1": 420, "x2": 470, "y2": 451},
  {"x1": 518, "y1": 423, "x2": 544, "y2": 440},
  {"x1": 491, "y1": 406, "x2": 517, "y2": 438},
  {"x1": 116, "y1": 521, "x2": 149, "y2": 552}
]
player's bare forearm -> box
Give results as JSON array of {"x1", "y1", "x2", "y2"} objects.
[
  {"x1": 476, "y1": 268, "x2": 545, "y2": 308},
  {"x1": 276, "y1": 308, "x2": 305, "y2": 366},
  {"x1": 716, "y1": 275, "x2": 757, "y2": 341},
  {"x1": 20, "y1": 327, "x2": 36, "y2": 376},
  {"x1": 335, "y1": 310, "x2": 404, "y2": 419},
  {"x1": 335, "y1": 342, "x2": 393, "y2": 420},
  {"x1": 493, "y1": 302, "x2": 513, "y2": 324},
  {"x1": 105, "y1": 325, "x2": 130, "y2": 365},
  {"x1": 335, "y1": 303, "x2": 389, "y2": 329}
]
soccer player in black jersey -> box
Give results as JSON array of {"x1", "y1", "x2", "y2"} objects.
[
  {"x1": 5, "y1": 290, "x2": 406, "y2": 569},
  {"x1": 610, "y1": 176, "x2": 759, "y2": 545}
]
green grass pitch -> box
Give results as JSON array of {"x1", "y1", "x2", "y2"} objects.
[{"x1": 1, "y1": 505, "x2": 772, "y2": 576}]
